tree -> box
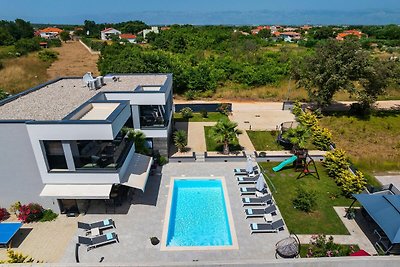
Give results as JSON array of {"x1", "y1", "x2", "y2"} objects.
[
  {"x1": 59, "y1": 31, "x2": 70, "y2": 42},
  {"x1": 14, "y1": 38, "x2": 41, "y2": 55},
  {"x1": 311, "y1": 27, "x2": 335, "y2": 40},
  {"x1": 209, "y1": 119, "x2": 242, "y2": 155},
  {"x1": 295, "y1": 40, "x2": 369, "y2": 107},
  {"x1": 282, "y1": 125, "x2": 311, "y2": 150},
  {"x1": 173, "y1": 130, "x2": 187, "y2": 152},
  {"x1": 258, "y1": 29, "x2": 271, "y2": 39},
  {"x1": 124, "y1": 128, "x2": 148, "y2": 155}
]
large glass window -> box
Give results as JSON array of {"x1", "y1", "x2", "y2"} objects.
[
  {"x1": 43, "y1": 141, "x2": 68, "y2": 170},
  {"x1": 139, "y1": 105, "x2": 168, "y2": 128},
  {"x1": 72, "y1": 130, "x2": 133, "y2": 170}
]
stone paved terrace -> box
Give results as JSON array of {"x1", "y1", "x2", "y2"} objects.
[
  {"x1": 61, "y1": 162, "x2": 288, "y2": 265},
  {"x1": 0, "y1": 74, "x2": 168, "y2": 121}
]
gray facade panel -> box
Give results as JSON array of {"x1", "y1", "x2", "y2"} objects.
[{"x1": 0, "y1": 123, "x2": 58, "y2": 211}]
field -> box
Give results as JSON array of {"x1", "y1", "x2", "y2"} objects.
[
  {"x1": 320, "y1": 111, "x2": 400, "y2": 173},
  {"x1": 0, "y1": 52, "x2": 52, "y2": 94},
  {"x1": 260, "y1": 162, "x2": 353, "y2": 235}
]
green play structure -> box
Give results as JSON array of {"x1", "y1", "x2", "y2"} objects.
[{"x1": 272, "y1": 155, "x2": 297, "y2": 172}]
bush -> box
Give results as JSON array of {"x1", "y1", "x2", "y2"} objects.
[
  {"x1": 39, "y1": 209, "x2": 58, "y2": 222},
  {"x1": 184, "y1": 90, "x2": 197, "y2": 100},
  {"x1": 292, "y1": 101, "x2": 303, "y2": 117},
  {"x1": 173, "y1": 130, "x2": 187, "y2": 152},
  {"x1": 0, "y1": 88, "x2": 10, "y2": 101},
  {"x1": 312, "y1": 125, "x2": 333, "y2": 151},
  {"x1": 336, "y1": 170, "x2": 367, "y2": 197},
  {"x1": 46, "y1": 38, "x2": 61, "y2": 48},
  {"x1": 9, "y1": 201, "x2": 21, "y2": 215},
  {"x1": 292, "y1": 186, "x2": 317, "y2": 212},
  {"x1": 217, "y1": 103, "x2": 230, "y2": 116},
  {"x1": 38, "y1": 50, "x2": 58, "y2": 62},
  {"x1": 180, "y1": 107, "x2": 193, "y2": 119},
  {"x1": 15, "y1": 38, "x2": 41, "y2": 55},
  {"x1": 200, "y1": 109, "x2": 208, "y2": 118},
  {"x1": 158, "y1": 155, "x2": 168, "y2": 166},
  {"x1": 306, "y1": 234, "x2": 356, "y2": 258},
  {"x1": 298, "y1": 111, "x2": 318, "y2": 128},
  {"x1": 18, "y1": 203, "x2": 43, "y2": 223},
  {"x1": 324, "y1": 149, "x2": 350, "y2": 177},
  {"x1": 0, "y1": 207, "x2": 10, "y2": 221}
]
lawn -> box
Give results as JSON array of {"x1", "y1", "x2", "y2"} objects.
[
  {"x1": 320, "y1": 111, "x2": 400, "y2": 173},
  {"x1": 204, "y1": 126, "x2": 241, "y2": 152},
  {"x1": 247, "y1": 130, "x2": 318, "y2": 151},
  {"x1": 247, "y1": 130, "x2": 285, "y2": 150},
  {"x1": 260, "y1": 162, "x2": 354, "y2": 235},
  {"x1": 174, "y1": 112, "x2": 227, "y2": 122}
]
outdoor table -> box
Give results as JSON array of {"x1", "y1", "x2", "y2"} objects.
[
  {"x1": 263, "y1": 213, "x2": 273, "y2": 223},
  {"x1": 91, "y1": 227, "x2": 100, "y2": 236}
]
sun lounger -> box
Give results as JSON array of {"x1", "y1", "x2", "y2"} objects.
[
  {"x1": 245, "y1": 204, "x2": 277, "y2": 218},
  {"x1": 234, "y1": 168, "x2": 259, "y2": 176},
  {"x1": 250, "y1": 219, "x2": 285, "y2": 233},
  {"x1": 78, "y1": 219, "x2": 116, "y2": 234},
  {"x1": 240, "y1": 187, "x2": 268, "y2": 196},
  {"x1": 237, "y1": 176, "x2": 259, "y2": 185},
  {"x1": 78, "y1": 232, "x2": 119, "y2": 251},
  {"x1": 242, "y1": 194, "x2": 272, "y2": 206}
]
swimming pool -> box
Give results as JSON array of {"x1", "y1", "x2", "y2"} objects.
[{"x1": 162, "y1": 177, "x2": 237, "y2": 250}]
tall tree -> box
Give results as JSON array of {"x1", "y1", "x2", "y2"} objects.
[{"x1": 209, "y1": 119, "x2": 242, "y2": 155}]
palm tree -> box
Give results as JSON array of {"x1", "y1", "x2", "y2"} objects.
[
  {"x1": 282, "y1": 125, "x2": 310, "y2": 150},
  {"x1": 210, "y1": 119, "x2": 242, "y2": 155},
  {"x1": 124, "y1": 128, "x2": 148, "y2": 154},
  {"x1": 173, "y1": 130, "x2": 187, "y2": 152}
]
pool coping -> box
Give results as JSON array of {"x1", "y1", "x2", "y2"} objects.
[{"x1": 160, "y1": 176, "x2": 239, "y2": 251}]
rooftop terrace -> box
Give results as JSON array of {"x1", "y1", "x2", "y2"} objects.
[{"x1": 0, "y1": 74, "x2": 168, "y2": 121}]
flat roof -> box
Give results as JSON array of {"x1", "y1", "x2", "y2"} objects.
[
  {"x1": 74, "y1": 103, "x2": 120, "y2": 121},
  {"x1": 0, "y1": 74, "x2": 168, "y2": 121}
]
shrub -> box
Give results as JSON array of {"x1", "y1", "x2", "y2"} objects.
[
  {"x1": 0, "y1": 207, "x2": 10, "y2": 221},
  {"x1": 312, "y1": 125, "x2": 333, "y2": 151},
  {"x1": 39, "y1": 209, "x2": 58, "y2": 222},
  {"x1": 200, "y1": 109, "x2": 208, "y2": 118},
  {"x1": 336, "y1": 170, "x2": 367, "y2": 197},
  {"x1": 324, "y1": 149, "x2": 350, "y2": 177},
  {"x1": 184, "y1": 90, "x2": 197, "y2": 100},
  {"x1": 18, "y1": 203, "x2": 43, "y2": 223},
  {"x1": 180, "y1": 107, "x2": 193, "y2": 119},
  {"x1": 46, "y1": 38, "x2": 61, "y2": 47},
  {"x1": 158, "y1": 155, "x2": 168, "y2": 166},
  {"x1": 292, "y1": 101, "x2": 303, "y2": 117},
  {"x1": 173, "y1": 130, "x2": 187, "y2": 152},
  {"x1": 0, "y1": 249, "x2": 36, "y2": 264},
  {"x1": 38, "y1": 50, "x2": 58, "y2": 62},
  {"x1": 15, "y1": 38, "x2": 41, "y2": 55},
  {"x1": 292, "y1": 186, "x2": 317, "y2": 212},
  {"x1": 9, "y1": 201, "x2": 21, "y2": 215},
  {"x1": 217, "y1": 103, "x2": 230, "y2": 115},
  {"x1": 282, "y1": 125, "x2": 311, "y2": 150},
  {"x1": 306, "y1": 234, "x2": 356, "y2": 258},
  {"x1": 298, "y1": 111, "x2": 318, "y2": 128},
  {"x1": 0, "y1": 88, "x2": 10, "y2": 101}
]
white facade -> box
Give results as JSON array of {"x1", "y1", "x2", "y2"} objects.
[
  {"x1": 101, "y1": 28, "x2": 122, "y2": 40},
  {"x1": 143, "y1": 27, "x2": 159, "y2": 39}
]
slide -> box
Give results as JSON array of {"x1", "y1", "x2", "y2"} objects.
[{"x1": 272, "y1": 155, "x2": 297, "y2": 172}]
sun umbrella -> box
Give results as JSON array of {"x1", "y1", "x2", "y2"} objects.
[
  {"x1": 246, "y1": 155, "x2": 253, "y2": 174},
  {"x1": 256, "y1": 173, "x2": 266, "y2": 192}
]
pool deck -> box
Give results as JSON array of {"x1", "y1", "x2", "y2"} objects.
[{"x1": 61, "y1": 162, "x2": 288, "y2": 264}]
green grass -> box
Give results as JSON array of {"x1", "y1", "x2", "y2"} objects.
[
  {"x1": 260, "y1": 162, "x2": 354, "y2": 235},
  {"x1": 204, "y1": 126, "x2": 241, "y2": 152},
  {"x1": 0, "y1": 45, "x2": 16, "y2": 60},
  {"x1": 174, "y1": 112, "x2": 228, "y2": 122},
  {"x1": 247, "y1": 130, "x2": 285, "y2": 150},
  {"x1": 299, "y1": 244, "x2": 359, "y2": 258},
  {"x1": 320, "y1": 111, "x2": 400, "y2": 173}
]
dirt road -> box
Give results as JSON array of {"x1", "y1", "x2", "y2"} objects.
[{"x1": 47, "y1": 41, "x2": 99, "y2": 79}]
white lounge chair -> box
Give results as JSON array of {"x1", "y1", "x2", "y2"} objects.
[
  {"x1": 78, "y1": 232, "x2": 119, "y2": 251},
  {"x1": 245, "y1": 204, "x2": 277, "y2": 218},
  {"x1": 250, "y1": 219, "x2": 285, "y2": 233},
  {"x1": 242, "y1": 194, "x2": 272, "y2": 206}
]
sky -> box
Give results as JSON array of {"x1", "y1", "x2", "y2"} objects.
[{"x1": 1, "y1": 0, "x2": 400, "y2": 25}]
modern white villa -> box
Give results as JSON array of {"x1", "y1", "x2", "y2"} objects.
[{"x1": 0, "y1": 73, "x2": 173, "y2": 214}]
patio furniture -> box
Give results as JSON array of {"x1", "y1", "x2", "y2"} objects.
[
  {"x1": 275, "y1": 234, "x2": 300, "y2": 258},
  {"x1": 78, "y1": 232, "x2": 119, "y2": 251},
  {"x1": 242, "y1": 194, "x2": 272, "y2": 206},
  {"x1": 240, "y1": 187, "x2": 268, "y2": 196},
  {"x1": 0, "y1": 222, "x2": 23, "y2": 247},
  {"x1": 234, "y1": 168, "x2": 259, "y2": 176},
  {"x1": 78, "y1": 219, "x2": 116, "y2": 235},
  {"x1": 245, "y1": 204, "x2": 277, "y2": 218},
  {"x1": 237, "y1": 176, "x2": 259, "y2": 185},
  {"x1": 250, "y1": 219, "x2": 285, "y2": 234}
]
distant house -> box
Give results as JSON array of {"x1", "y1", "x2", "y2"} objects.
[
  {"x1": 101, "y1": 28, "x2": 121, "y2": 40},
  {"x1": 119, "y1": 33, "x2": 137, "y2": 43},
  {"x1": 336, "y1": 30, "x2": 364, "y2": 41},
  {"x1": 274, "y1": 31, "x2": 302, "y2": 42},
  {"x1": 160, "y1": 26, "x2": 171, "y2": 31},
  {"x1": 251, "y1": 26, "x2": 270, "y2": 35},
  {"x1": 37, "y1": 27, "x2": 63, "y2": 39},
  {"x1": 142, "y1": 27, "x2": 159, "y2": 39}
]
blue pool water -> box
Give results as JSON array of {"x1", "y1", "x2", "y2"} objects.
[{"x1": 166, "y1": 179, "x2": 232, "y2": 247}]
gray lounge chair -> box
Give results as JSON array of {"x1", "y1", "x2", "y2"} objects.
[
  {"x1": 78, "y1": 219, "x2": 116, "y2": 234},
  {"x1": 242, "y1": 194, "x2": 272, "y2": 206},
  {"x1": 237, "y1": 176, "x2": 259, "y2": 185},
  {"x1": 78, "y1": 232, "x2": 119, "y2": 251},
  {"x1": 234, "y1": 168, "x2": 259, "y2": 176},
  {"x1": 250, "y1": 219, "x2": 285, "y2": 233},
  {"x1": 240, "y1": 187, "x2": 268, "y2": 196},
  {"x1": 245, "y1": 204, "x2": 277, "y2": 218}
]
